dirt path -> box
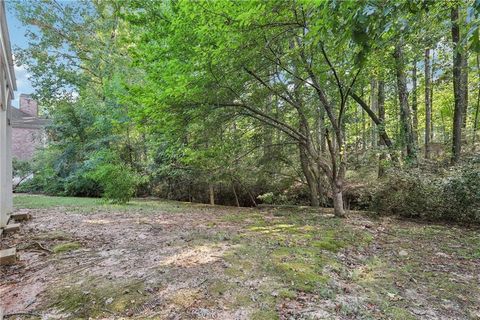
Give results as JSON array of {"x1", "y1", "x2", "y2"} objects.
[{"x1": 1, "y1": 196, "x2": 479, "y2": 319}]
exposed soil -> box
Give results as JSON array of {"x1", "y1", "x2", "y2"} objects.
[{"x1": 1, "y1": 196, "x2": 479, "y2": 319}]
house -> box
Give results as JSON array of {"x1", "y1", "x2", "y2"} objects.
[
  {"x1": 0, "y1": 0, "x2": 17, "y2": 229},
  {"x1": 11, "y1": 94, "x2": 49, "y2": 161}
]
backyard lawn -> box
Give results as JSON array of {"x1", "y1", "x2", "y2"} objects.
[{"x1": 1, "y1": 194, "x2": 479, "y2": 319}]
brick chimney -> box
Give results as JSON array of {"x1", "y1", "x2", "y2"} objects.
[{"x1": 19, "y1": 94, "x2": 38, "y2": 117}]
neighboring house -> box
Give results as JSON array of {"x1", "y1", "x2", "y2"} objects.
[{"x1": 11, "y1": 94, "x2": 49, "y2": 161}]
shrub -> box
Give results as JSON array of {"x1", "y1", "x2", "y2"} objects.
[
  {"x1": 16, "y1": 166, "x2": 65, "y2": 195},
  {"x1": 371, "y1": 170, "x2": 440, "y2": 218},
  {"x1": 13, "y1": 158, "x2": 33, "y2": 190},
  {"x1": 64, "y1": 173, "x2": 102, "y2": 197},
  {"x1": 87, "y1": 162, "x2": 139, "y2": 204},
  {"x1": 370, "y1": 162, "x2": 480, "y2": 224},
  {"x1": 441, "y1": 165, "x2": 480, "y2": 222}
]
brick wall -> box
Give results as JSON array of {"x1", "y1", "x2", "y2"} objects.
[
  {"x1": 19, "y1": 94, "x2": 38, "y2": 117},
  {"x1": 12, "y1": 127, "x2": 43, "y2": 161}
]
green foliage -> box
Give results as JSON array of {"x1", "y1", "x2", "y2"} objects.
[
  {"x1": 442, "y1": 162, "x2": 480, "y2": 222},
  {"x1": 371, "y1": 159, "x2": 480, "y2": 223},
  {"x1": 64, "y1": 174, "x2": 102, "y2": 198},
  {"x1": 86, "y1": 161, "x2": 139, "y2": 204},
  {"x1": 53, "y1": 242, "x2": 81, "y2": 254},
  {"x1": 12, "y1": 158, "x2": 32, "y2": 178},
  {"x1": 12, "y1": 0, "x2": 480, "y2": 222},
  {"x1": 12, "y1": 158, "x2": 33, "y2": 190},
  {"x1": 16, "y1": 148, "x2": 65, "y2": 195}
]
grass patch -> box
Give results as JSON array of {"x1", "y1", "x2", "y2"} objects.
[
  {"x1": 251, "y1": 309, "x2": 279, "y2": 320},
  {"x1": 14, "y1": 194, "x2": 103, "y2": 209},
  {"x1": 223, "y1": 209, "x2": 373, "y2": 295},
  {"x1": 48, "y1": 277, "x2": 146, "y2": 318},
  {"x1": 14, "y1": 194, "x2": 197, "y2": 214},
  {"x1": 53, "y1": 242, "x2": 81, "y2": 253}
]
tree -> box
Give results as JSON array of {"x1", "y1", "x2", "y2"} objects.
[
  {"x1": 394, "y1": 41, "x2": 417, "y2": 163},
  {"x1": 377, "y1": 80, "x2": 387, "y2": 177},
  {"x1": 451, "y1": 5, "x2": 467, "y2": 163},
  {"x1": 411, "y1": 59, "x2": 419, "y2": 146},
  {"x1": 124, "y1": 0, "x2": 397, "y2": 216},
  {"x1": 425, "y1": 48, "x2": 432, "y2": 159}
]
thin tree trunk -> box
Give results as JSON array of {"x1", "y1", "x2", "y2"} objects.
[
  {"x1": 319, "y1": 107, "x2": 326, "y2": 153},
  {"x1": 361, "y1": 86, "x2": 366, "y2": 150},
  {"x1": 378, "y1": 80, "x2": 386, "y2": 177},
  {"x1": 355, "y1": 103, "x2": 360, "y2": 162},
  {"x1": 473, "y1": 53, "x2": 480, "y2": 151},
  {"x1": 209, "y1": 184, "x2": 215, "y2": 205},
  {"x1": 412, "y1": 59, "x2": 419, "y2": 146},
  {"x1": 232, "y1": 182, "x2": 240, "y2": 207},
  {"x1": 461, "y1": 50, "x2": 469, "y2": 130},
  {"x1": 451, "y1": 6, "x2": 465, "y2": 164},
  {"x1": 394, "y1": 41, "x2": 417, "y2": 162},
  {"x1": 370, "y1": 79, "x2": 378, "y2": 147},
  {"x1": 425, "y1": 48, "x2": 432, "y2": 159},
  {"x1": 430, "y1": 49, "x2": 435, "y2": 142}
]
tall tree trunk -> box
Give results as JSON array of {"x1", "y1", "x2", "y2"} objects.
[
  {"x1": 451, "y1": 6, "x2": 465, "y2": 164},
  {"x1": 370, "y1": 79, "x2": 378, "y2": 147},
  {"x1": 430, "y1": 49, "x2": 435, "y2": 142},
  {"x1": 473, "y1": 53, "x2": 480, "y2": 151},
  {"x1": 412, "y1": 59, "x2": 419, "y2": 146},
  {"x1": 378, "y1": 80, "x2": 386, "y2": 177},
  {"x1": 361, "y1": 86, "x2": 366, "y2": 150},
  {"x1": 394, "y1": 41, "x2": 417, "y2": 162},
  {"x1": 425, "y1": 48, "x2": 432, "y2": 159},
  {"x1": 461, "y1": 51, "x2": 469, "y2": 130}
]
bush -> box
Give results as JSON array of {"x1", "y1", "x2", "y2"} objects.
[
  {"x1": 13, "y1": 158, "x2": 33, "y2": 190},
  {"x1": 87, "y1": 162, "x2": 139, "y2": 204},
  {"x1": 16, "y1": 166, "x2": 65, "y2": 195},
  {"x1": 370, "y1": 163, "x2": 480, "y2": 224},
  {"x1": 441, "y1": 165, "x2": 480, "y2": 222},
  {"x1": 64, "y1": 174, "x2": 102, "y2": 197}
]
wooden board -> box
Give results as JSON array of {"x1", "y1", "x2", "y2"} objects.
[{"x1": 0, "y1": 247, "x2": 16, "y2": 265}]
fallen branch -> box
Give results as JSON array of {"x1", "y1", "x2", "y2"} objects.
[
  {"x1": 5, "y1": 312, "x2": 42, "y2": 318},
  {"x1": 21, "y1": 242, "x2": 53, "y2": 253}
]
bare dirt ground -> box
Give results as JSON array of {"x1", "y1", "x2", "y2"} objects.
[{"x1": 1, "y1": 195, "x2": 479, "y2": 319}]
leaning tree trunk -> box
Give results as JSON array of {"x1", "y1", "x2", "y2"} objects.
[
  {"x1": 451, "y1": 6, "x2": 465, "y2": 164},
  {"x1": 300, "y1": 145, "x2": 320, "y2": 207},
  {"x1": 349, "y1": 92, "x2": 398, "y2": 163},
  {"x1": 425, "y1": 48, "x2": 432, "y2": 159},
  {"x1": 231, "y1": 182, "x2": 240, "y2": 207},
  {"x1": 394, "y1": 41, "x2": 417, "y2": 163}
]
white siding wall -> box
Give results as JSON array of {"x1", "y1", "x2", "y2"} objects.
[{"x1": 0, "y1": 1, "x2": 16, "y2": 228}]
